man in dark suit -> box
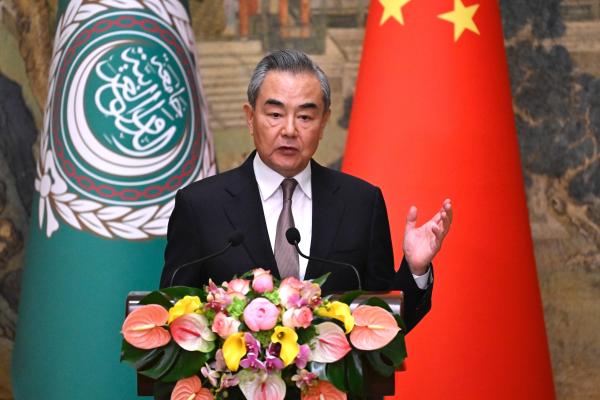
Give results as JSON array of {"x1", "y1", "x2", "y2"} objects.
[{"x1": 160, "y1": 49, "x2": 452, "y2": 333}]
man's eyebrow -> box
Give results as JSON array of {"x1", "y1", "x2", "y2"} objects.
[
  {"x1": 264, "y1": 98, "x2": 284, "y2": 107},
  {"x1": 298, "y1": 102, "x2": 318, "y2": 110}
]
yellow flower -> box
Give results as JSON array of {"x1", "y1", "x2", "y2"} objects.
[
  {"x1": 316, "y1": 301, "x2": 355, "y2": 333},
  {"x1": 271, "y1": 326, "x2": 299, "y2": 367},
  {"x1": 223, "y1": 332, "x2": 246, "y2": 372},
  {"x1": 168, "y1": 295, "x2": 202, "y2": 324}
]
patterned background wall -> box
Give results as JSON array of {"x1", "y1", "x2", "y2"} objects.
[{"x1": 0, "y1": 0, "x2": 598, "y2": 399}]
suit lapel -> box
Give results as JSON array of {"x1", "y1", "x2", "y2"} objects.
[
  {"x1": 221, "y1": 154, "x2": 280, "y2": 279},
  {"x1": 305, "y1": 160, "x2": 345, "y2": 280}
]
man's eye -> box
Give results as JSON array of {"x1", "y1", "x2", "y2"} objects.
[
  {"x1": 270, "y1": 113, "x2": 282, "y2": 118},
  {"x1": 299, "y1": 115, "x2": 312, "y2": 121}
]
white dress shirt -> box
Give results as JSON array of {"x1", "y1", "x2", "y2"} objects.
[{"x1": 253, "y1": 154, "x2": 430, "y2": 288}]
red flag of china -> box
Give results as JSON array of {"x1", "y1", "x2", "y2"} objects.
[{"x1": 343, "y1": 0, "x2": 555, "y2": 398}]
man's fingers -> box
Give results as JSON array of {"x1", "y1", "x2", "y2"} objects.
[
  {"x1": 405, "y1": 206, "x2": 418, "y2": 230},
  {"x1": 443, "y1": 198, "x2": 453, "y2": 224}
]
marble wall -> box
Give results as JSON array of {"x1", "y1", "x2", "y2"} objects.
[{"x1": 0, "y1": 0, "x2": 598, "y2": 399}]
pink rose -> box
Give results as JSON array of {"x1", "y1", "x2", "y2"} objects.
[
  {"x1": 252, "y1": 268, "x2": 274, "y2": 293},
  {"x1": 282, "y1": 307, "x2": 313, "y2": 329},
  {"x1": 212, "y1": 311, "x2": 241, "y2": 339},
  {"x1": 243, "y1": 298, "x2": 279, "y2": 332},
  {"x1": 227, "y1": 278, "x2": 251, "y2": 299},
  {"x1": 278, "y1": 277, "x2": 303, "y2": 309}
]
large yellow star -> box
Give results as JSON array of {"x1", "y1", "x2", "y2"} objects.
[
  {"x1": 438, "y1": 0, "x2": 480, "y2": 41},
  {"x1": 379, "y1": 0, "x2": 411, "y2": 26}
]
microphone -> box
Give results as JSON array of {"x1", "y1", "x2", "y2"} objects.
[
  {"x1": 285, "y1": 227, "x2": 362, "y2": 290},
  {"x1": 168, "y1": 231, "x2": 244, "y2": 287}
]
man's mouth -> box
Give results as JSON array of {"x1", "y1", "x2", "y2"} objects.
[{"x1": 277, "y1": 146, "x2": 299, "y2": 154}]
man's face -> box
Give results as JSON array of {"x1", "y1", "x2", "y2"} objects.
[{"x1": 243, "y1": 70, "x2": 330, "y2": 177}]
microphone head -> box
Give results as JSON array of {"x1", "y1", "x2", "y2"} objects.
[
  {"x1": 285, "y1": 227, "x2": 301, "y2": 245},
  {"x1": 228, "y1": 231, "x2": 244, "y2": 247}
]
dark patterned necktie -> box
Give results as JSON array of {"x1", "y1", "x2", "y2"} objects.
[{"x1": 274, "y1": 178, "x2": 299, "y2": 278}]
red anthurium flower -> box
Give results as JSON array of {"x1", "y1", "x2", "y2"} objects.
[
  {"x1": 349, "y1": 305, "x2": 400, "y2": 351},
  {"x1": 171, "y1": 376, "x2": 213, "y2": 400},
  {"x1": 121, "y1": 304, "x2": 170, "y2": 350},
  {"x1": 302, "y1": 379, "x2": 347, "y2": 400}
]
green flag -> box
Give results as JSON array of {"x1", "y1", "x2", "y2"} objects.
[{"x1": 12, "y1": 0, "x2": 215, "y2": 398}]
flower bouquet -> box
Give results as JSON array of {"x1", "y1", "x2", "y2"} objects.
[{"x1": 121, "y1": 268, "x2": 407, "y2": 399}]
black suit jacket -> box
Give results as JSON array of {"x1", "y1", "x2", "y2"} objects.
[{"x1": 160, "y1": 153, "x2": 431, "y2": 331}]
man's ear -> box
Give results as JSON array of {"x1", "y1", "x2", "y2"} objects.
[{"x1": 243, "y1": 103, "x2": 254, "y2": 135}]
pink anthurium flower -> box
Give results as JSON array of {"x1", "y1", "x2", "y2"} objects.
[
  {"x1": 238, "y1": 370, "x2": 286, "y2": 400},
  {"x1": 121, "y1": 304, "x2": 171, "y2": 350},
  {"x1": 170, "y1": 313, "x2": 216, "y2": 352},
  {"x1": 308, "y1": 322, "x2": 351, "y2": 363},
  {"x1": 302, "y1": 379, "x2": 347, "y2": 400},
  {"x1": 349, "y1": 305, "x2": 400, "y2": 351},
  {"x1": 171, "y1": 376, "x2": 214, "y2": 400}
]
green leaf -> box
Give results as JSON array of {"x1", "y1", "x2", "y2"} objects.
[
  {"x1": 364, "y1": 297, "x2": 393, "y2": 313},
  {"x1": 380, "y1": 332, "x2": 407, "y2": 367},
  {"x1": 153, "y1": 380, "x2": 176, "y2": 400},
  {"x1": 336, "y1": 290, "x2": 364, "y2": 305},
  {"x1": 365, "y1": 332, "x2": 407, "y2": 377},
  {"x1": 365, "y1": 350, "x2": 396, "y2": 377},
  {"x1": 139, "y1": 291, "x2": 173, "y2": 309},
  {"x1": 158, "y1": 286, "x2": 205, "y2": 301},
  {"x1": 325, "y1": 358, "x2": 347, "y2": 392},
  {"x1": 346, "y1": 351, "x2": 364, "y2": 396},
  {"x1": 121, "y1": 340, "x2": 162, "y2": 371},
  {"x1": 311, "y1": 272, "x2": 331, "y2": 287},
  {"x1": 160, "y1": 350, "x2": 209, "y2": 382},
  {"x1": 296, "y1": 325, "x2": 317, "y2": 345},
  {"x1": 139, "y1": 341, "x2": 181, "y2": 380}
]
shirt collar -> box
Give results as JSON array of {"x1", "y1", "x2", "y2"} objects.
[{"x1": 253, "y1": 153, "x2": 312, "y2": 201}]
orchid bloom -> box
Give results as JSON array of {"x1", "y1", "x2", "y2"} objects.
[{"x1": 271, "y1": 326, "x2": 299, "y2": 367}]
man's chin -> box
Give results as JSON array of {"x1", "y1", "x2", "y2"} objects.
[{"x1": 270, "y1": 159, "x2": 307, "y2": 178}]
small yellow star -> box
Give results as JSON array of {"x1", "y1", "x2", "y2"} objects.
[
  {"x1": 438, "y1": 0, "x2": 480, "y2": 41},
  {"x1": 379, "y1": 0, "x2": 411, "y2": 26}
]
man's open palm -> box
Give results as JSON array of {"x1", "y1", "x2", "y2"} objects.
[{"x1": 403, "y1": 199, "x2": 453, "y2": 275}]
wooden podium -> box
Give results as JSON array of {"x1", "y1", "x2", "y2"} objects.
[{"x1": 125, "y1": 291, "x2": 403, "y2": 398}]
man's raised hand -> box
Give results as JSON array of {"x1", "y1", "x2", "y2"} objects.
[{"x1": 403, "y1": 199, "x2": 453, "y2": 276}]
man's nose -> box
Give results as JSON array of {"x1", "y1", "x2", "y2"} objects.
[{"x1": 281, "y1": 115, "x2": 298, "y2": 137}]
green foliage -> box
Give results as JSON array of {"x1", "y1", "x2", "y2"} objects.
[
  {"x1": 296, "y1": 325, "x2": 317, "y2": 345},
  {"x1": 337, "y1": 290, "x2": 364, "y2": 305},
  {"x1": 364, "y1": 331, "x2": 407, "y2": 377},
  {"x1": 311, "y1": 272, "x2": 330, "y2": 287},
  {"x1": 346, "y1": 351, "x2": 365, "y2": 396},
  {"x1": 325, "y1": 351, "x2": 366, "y2": 397},
  {"x1": 254, "y1": 330, "x2": 275, "y2": 348},
  {"x1": 326, "y1": 358, "x2": 347, "y2": 392},
  {"x1": 140, "y1": 287, "x2": 205, "y2": 309},
  {"x1": 121, "y1": 340, "x2": 209, "y2": 382},
  {"x1": 262, "y1": 290, "x2": 280, "y2": 305},
  {"x1": 227, "y1": 297, "x2": 247, "y2": 318}
]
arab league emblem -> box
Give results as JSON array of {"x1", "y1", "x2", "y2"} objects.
[{"x1": 35, "y1": 0, "x2": 215, "y2": 240}]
